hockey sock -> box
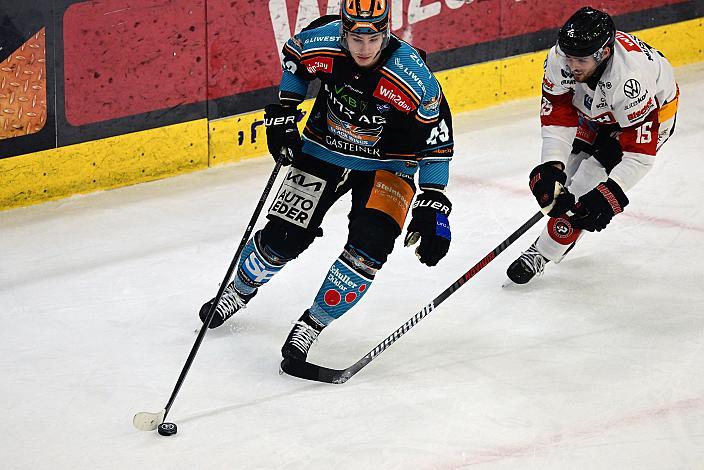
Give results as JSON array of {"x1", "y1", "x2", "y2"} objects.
[
  {"x1": 308, "y1": 246, "x2": 378, "y2": 326},
  {"x1": 234, "y1": 232, "x2": 289, "y2": 295},
  {"x1": 535, "y1": 216, "x2": 583, "y2": 262}
]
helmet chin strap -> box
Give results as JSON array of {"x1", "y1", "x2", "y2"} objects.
[
  {"x1": 585, "y1": 52, "x2": 611, "y2": 89},
  {"x1": 593, "y1": 46, "x2": 609, "y2": 65}
]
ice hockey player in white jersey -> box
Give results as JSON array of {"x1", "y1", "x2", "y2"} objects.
[{"x1": 506, "y1": 6, "x2": 679, "y2": 284}]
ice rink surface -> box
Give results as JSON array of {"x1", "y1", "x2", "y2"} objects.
[{"x1": 2, "y1": 62, "x2": 703, "y2": 470}]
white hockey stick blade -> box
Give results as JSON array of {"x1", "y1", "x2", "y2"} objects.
[{"x1": 133, "y1": 409, "x2": 165, "y2": 431}]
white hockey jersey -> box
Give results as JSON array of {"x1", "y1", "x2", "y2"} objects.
[{"x1": 539, "y1": 31, "x2": 678, "y2": 191}]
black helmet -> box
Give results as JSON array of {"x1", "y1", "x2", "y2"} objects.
[{"x1": 557, "y1": 7, "x2": 615, "y2": 58}]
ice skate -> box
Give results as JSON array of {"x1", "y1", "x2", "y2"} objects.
[
  {"x1": 199, "y1": 283, "x2": 256, "y2": 329},
  {"x1": 504, "y1": 240, "x2": 549, "y2": 286},
  {"x1": 281, "y1": 310, "x2": 326, "y2": 361}
]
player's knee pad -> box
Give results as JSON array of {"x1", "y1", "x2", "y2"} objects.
[
  {"x1": 346, "y1": 211, "x2": 400, "y2": 267},
  {"x1": 259, "y1": 218, "x2": 322, "y2": 261}
]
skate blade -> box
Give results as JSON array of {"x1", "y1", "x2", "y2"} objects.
[{"x1": 502, "y1": 277, "x2": 530, "y2": 288}]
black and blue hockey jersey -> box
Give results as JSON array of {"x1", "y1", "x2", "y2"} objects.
[{"x1": 278, "y1": 17, "x2": 454, "y2": 190}]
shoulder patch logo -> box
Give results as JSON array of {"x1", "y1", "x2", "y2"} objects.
[
  {"x1": 421, "y1": 96, "x2": 440, "y2": 112},
  {"x1": 302, "y1": 57, "x2": 333, "y2": 74},
  {"x1": 624, "y1": 79, "x2": 641, "y2": 99}
]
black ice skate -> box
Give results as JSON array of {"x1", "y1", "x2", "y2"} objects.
[
  {"x1": 199, "y1": 283, "x2": 256, "y2": 329},
  {"x1": 281, "y1": 311, "x2": 326, "y2": 360},
  {"x1": 505, "y1": 240, "x2": 549, "y2": 285}
]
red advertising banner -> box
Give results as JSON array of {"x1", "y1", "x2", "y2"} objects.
[
  {"x1": 63, "y1": 0, "x2": 208, "y2": 126},
  {"x1": 63, "y1": 0, "x2": 684, "y2": 125}
]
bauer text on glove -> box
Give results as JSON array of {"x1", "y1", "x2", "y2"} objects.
[
  {"x1": 404, "y1": 191, "x2": 452, "y2": 267},
  {"x1": 263, "y1": 104, "x2": 303, "y2": 165}
]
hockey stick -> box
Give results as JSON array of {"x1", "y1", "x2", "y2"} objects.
[
  {"x1": 280, "y1": 210, "x2": 545, "y2": 384},
  {"x1": 133, "y1": 151, "x2": 289, "y2": 432}
]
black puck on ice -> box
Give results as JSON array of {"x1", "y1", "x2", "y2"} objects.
[{"x1": 157, "y1": 422, "x2": 177, "y2": 436}]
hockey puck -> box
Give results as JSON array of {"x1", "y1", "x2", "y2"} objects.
[{"x1": 157, "y1": 422, "x2": 177, "y2": 436}]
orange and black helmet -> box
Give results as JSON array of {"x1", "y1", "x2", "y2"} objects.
[{"x1": 340, "y1": 0, "x2": 390, "y2": 48}]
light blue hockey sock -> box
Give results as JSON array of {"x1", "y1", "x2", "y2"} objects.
[
  {"x1": 234, "y1": 233, "x2": 288, "y2": 295},
  {"x1": 308, "y1": 248, "x2": 377, "y2": 326}
]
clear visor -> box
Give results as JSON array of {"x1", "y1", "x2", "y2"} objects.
[
  {"x1": 555, "y1": 36, "x2": 611, "y2": 64},
  {"x1": 340, "y1": 26, "x2": 390, "y2": 51}
]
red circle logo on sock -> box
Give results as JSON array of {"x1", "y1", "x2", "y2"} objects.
[
  {"x1": 548, "y1": 216, "x2": 581, "y2": 245},
  {"x1": 345, "y1": 292, "x2": 357, "y2": 303},
  {"x1": 324, "y1": 289, "x2": 341, "y2": 306}
]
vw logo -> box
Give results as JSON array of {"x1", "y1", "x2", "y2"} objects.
[{"x1": 624, "y1": 79, "x2": 641, "y2": 99}]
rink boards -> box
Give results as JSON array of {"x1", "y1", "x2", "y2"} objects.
[{"x1": 0, "y1": 4, "x2": 702, "y2": 210}]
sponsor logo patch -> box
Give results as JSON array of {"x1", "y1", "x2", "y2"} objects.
[
  {"x1": 393, "y1": 56, "x2": 427, "y2": 95},
  {"x1": 627, "y1": 97, "x2": 654, "y2": 122},
  {"x1": 268, "y1": 168, "x2": 326, "y2": 228},
  {"x1": 302, "y1": 56, "x2": 333, "y2": 74},
  {"x1": 540, "y1": 96, "x2": 553, "y2": 116},
  {"x1": 366, "y1": 171, "x2": 415, "y2": 228},
  {"x1": 373, "y1": 77, "x2": 416, "y2": 113},
  {"x1": 242, "y1": 254, "x2": 277, "y2": 284},
  {"x1": 543, "y1": 77, "x2": 555, "y2": 91},
  {"x1": 303, "y1": 35, "x2": 340, "y2": 44},
  {"x1": 421, "y1": 96, "x2": 440, "y2": 112},
  {"x1": 548, "y1": 216, "x2": 580, "y2": 246},
  {"x1": 616, "y1": 32, "x2": 642, "y2": 52},
  {"x1": 624, "y1": 79, "x2": 641, "y2": 99},
  {"x1": 325, "y1": 135, "x2": 382, "y2": 157},
  {"x1": 326, "y1": 106, "x2": 382, "y2": 147},
  {"x1": 624, "y1": 92, "x2": 648, "y2": 110}
]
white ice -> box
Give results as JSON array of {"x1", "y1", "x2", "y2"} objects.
[{"x1": 2, "y1": 63, "x2": 703, "y2": 470}]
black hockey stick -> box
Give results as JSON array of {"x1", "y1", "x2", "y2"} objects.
[
  {"x1": 280, "y1": 210, "x2": 545, "y2": 384},
  {"x1": 133, "y1": 151, "x2": 288, "y2": 432}
]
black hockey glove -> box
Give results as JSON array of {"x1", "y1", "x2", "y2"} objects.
[
  {"x1": 529, "y1": 162, "x2": 575, "y2": 217},
  {"x1": 263, "y1": 104, "x2": 303, "y2": 165},
  {"x1": 570, "y1": 179, "x2": 629, "y2": 232},
  {"x1": 404, "y1": 190, "x2": 452, "y2": 267}
]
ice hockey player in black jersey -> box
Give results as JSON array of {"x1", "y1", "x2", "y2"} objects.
[{"x1": 198, "y1": 0, "x2": 455, "y2": 361}]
